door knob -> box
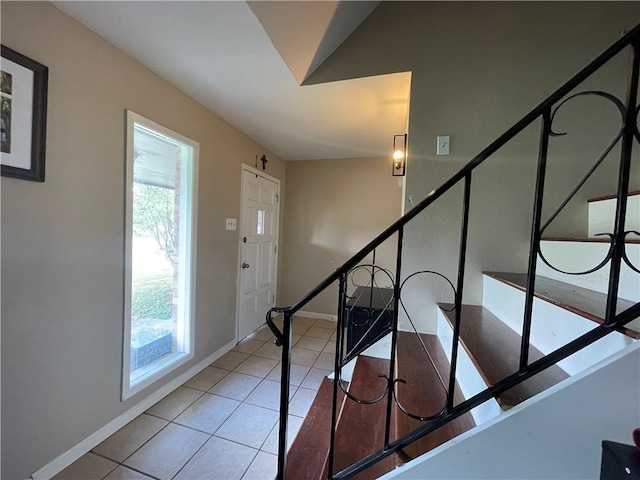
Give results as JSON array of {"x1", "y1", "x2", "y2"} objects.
[{"x1": 242, "y1": 263, "x2": 250, "y2": 269}]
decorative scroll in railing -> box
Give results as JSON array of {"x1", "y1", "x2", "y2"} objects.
[
  {"x1": 266, "y1": 24, "x2": 640, "y2": 480},
  {"x1": 534, "y1": 89, "x2": 640, "y2": 328}
]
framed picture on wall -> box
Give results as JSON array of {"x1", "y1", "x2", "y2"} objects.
[{"x1": 1, "y1": 45, "x2": 48, "y2": 182}]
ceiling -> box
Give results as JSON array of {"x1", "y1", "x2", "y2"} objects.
[{"x1": 52, "y1": 1, "x2": 411, "y2": 161}]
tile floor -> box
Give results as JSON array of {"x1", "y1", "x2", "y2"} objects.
[{"x1": 54, "y1": 317, "x2": 336, "y2": 480}]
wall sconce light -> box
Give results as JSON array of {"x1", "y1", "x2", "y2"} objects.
[{"x1": 392, "y1": 134, "x2": 407, "y2": 177}]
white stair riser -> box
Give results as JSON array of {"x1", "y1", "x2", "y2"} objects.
[
  {"x1": 482, "y1": 275, "x2": 634, "y2": 376},
  {"x1": 437, "y1": 310, "x2": 502, "y2": 425},
  {"x1": 537, "y1": 240, "x2": 639, "y2": 302},
  {"x1": 328, "y1": 334, "x2": 393, "y2": 383},
  {"x1": 588, "y1": 194, "x2": 640, "y2": 237}
]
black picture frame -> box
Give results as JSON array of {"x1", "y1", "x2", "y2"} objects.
[{"x1": 1, "y1": 45, "x2": 48, "y2": 182}]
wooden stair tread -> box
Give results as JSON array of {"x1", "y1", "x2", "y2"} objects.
[
  {"x1": 331, "y1": 355, "x2": 397, "y2": 480},
  {"x1": 588, "y1": 189, "x2": 640, "y2": 202},
  {"x1": 286, "y1": 377, "x2": 345, "y2": 479},
  {"x1": 439, "y1": 304, "x2": 569, "y2": 409},
  {"x1": 485, "y1": 271, "x2": 639, "y2": 339},
  {"x1": 541, "y1": 236, "x2": 640, "y2": 244},
  {"x1": 395, "y1": 332, "x2": 475, "y2": 460}
]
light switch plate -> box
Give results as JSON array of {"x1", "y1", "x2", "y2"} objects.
[
  {"x1": 437, "y1": 135, "x2": 450, "y2": 155},
  {"x1": 225, "y1": 218, "x2": 237, "y2": 230}
]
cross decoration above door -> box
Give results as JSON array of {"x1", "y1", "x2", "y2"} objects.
[{"x1": 260, "y1": 155, "x2": 268, "y2": 170}]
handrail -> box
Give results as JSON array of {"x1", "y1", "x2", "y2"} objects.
[
  {"x1": 268, "y1": 23, "x2": 640, "y2": 480},
  {"x1": 266, "y1": 23, "x2": 640, "y2": 331}
]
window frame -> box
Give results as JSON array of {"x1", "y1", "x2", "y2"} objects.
[{"x1": 122, "y1": 110, "x2": 199, "y2": 400}]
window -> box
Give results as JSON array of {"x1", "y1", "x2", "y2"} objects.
[{"x1": 123, "y1": 111, "x2": 198, "y2": 399}]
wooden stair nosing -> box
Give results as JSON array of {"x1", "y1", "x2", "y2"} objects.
[
  {"x1": 331, "y1": 355, "x2": 398, "y2": 480},
  {"x1": 541, "y1": 236, "x2": 640, "y2": 244},
  {"x1": 588, "y1": 189, "x2": 640, "y2": 202},
  {"x1": 439, "y1": 303, "x2": 570, "y2": 409},
  {"x1": 394, "y1": 331, "x2": 475, "y2": 460},
  {"x1": 484, "y1": 271, "x2": 640, "y2": 339}
]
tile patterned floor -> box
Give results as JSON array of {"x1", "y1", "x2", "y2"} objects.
[{"x1": 53, "y1": 317, "x2": 336, "y2": 480}]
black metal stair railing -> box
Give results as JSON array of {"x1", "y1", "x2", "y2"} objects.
[{"x1": 266, "y1": 24, "x2": 640, "y2": 480}]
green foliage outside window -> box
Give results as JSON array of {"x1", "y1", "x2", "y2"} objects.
[{"x1": 133, "y1": 183, "x2": 176, "y2": 265}]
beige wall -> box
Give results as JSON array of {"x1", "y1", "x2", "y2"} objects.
[
  {"x1": 280, "y1": 157, "x2": 403, "y2": 314},
  {"x1": 309, "y1": 1, "x2": 640, "y2": 332},
  {"x1": 0, "y1": 3, "x2": 285, "y2": 479}
]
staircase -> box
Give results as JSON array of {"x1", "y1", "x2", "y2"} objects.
[{"x1": 267, "y1": 25, "x2": 640, "y2": 480}]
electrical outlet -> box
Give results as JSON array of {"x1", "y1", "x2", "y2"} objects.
[
  {"x1": 437, "y1": 135, "x2": 450, "y2": 155},
  {"x1": 225, "y1": 218, "x2": 237, "y2": 230}
]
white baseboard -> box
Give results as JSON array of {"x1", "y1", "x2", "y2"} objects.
[
  {"x1": 295, "y1": 310, "x2": 337, "y2": 322},
  {"x1": 30, "y1": 339, "x2": 236, "y2": 480}
]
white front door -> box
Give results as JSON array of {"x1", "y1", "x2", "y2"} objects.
[{"x1": 238, "y1": 167, "x2": 280, "y2": 340}]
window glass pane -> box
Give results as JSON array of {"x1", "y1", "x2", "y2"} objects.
[
  {"x1": 124, "y1": 113, "x2": 197, "y2": 396},
  {"x1": 257, "y1": 209, "x2": 264, "y2": 235},
  {"x1": 131, "y1": 184, "x2": 176, "y2": 372}
]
